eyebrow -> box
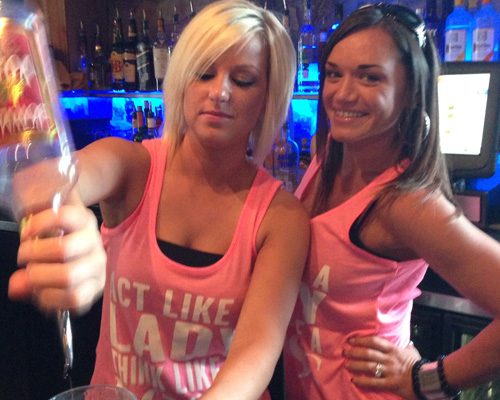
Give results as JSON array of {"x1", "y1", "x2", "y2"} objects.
[{"x1": 326, "y1": 61, "x2": 382, "y2": 70}]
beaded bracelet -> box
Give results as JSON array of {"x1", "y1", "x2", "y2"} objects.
[
  {"x1": 437, "y1": 355, "x2": 462, "y2": 399},
  {"x1": 411, "y1": 358, "x2": 429, "y2": 400}
]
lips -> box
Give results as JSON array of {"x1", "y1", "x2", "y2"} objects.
[{"x1": 201, "y1": 110, "x2": 233, "y2": 119}]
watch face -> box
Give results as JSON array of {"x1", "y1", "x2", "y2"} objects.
[{"x1": 419, "y1": 361, "x2": 442, "y2": 393}]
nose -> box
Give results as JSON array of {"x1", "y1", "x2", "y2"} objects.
[
  {"x1": 209, "y1": 75, "x2": 231, "y2": 103},
  {"x1": 333, "y1": 75, "x2": 357, "y2": 103}
]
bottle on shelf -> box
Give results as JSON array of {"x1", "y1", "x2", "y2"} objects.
[
  {"x1": 422, "y1": 0, "x2": 445, "y2": 60},
  {"x1": 77, "y1": 20, "x2": 89, "y2": 88},
  {"x1": 137, "y1": 9, "x2": 155, "y2": 91},
  {"x1": 472, "y1": 0, "x2": 500, "y2": 61},
  {"x1": 155, "y1": 105, "x2": 163, "y2": 133},
  {"x1": 319, "y1": 3, "x2": 343, "y2": 62},
  {"x1": 89, "y1": 23, "x2": 107, "y2": 89},
  {"x1": 143, "y1": 100, "x2": 151, "y2": 120},
  {"x1": 169, "y1": 2, "x2": 181, "y2": 51},
  {"x1": 297, "y1": 0, "x2": 319, "y2": 93},
  {"x1": 318, "y1": 16, "x2": 329, "y2": 61},
  {"x1": 153, "y1": 9, "x2": 168, "y2": 91},
  {"x1": 188, "y1": 0, "x2": 196, "y2": 20},
  {"x1": 272, "y1": 122, "x2": 300, "y2": 192},
  {"x1": 146, "y1": 107, "x2": 157, "y2": 138},
  {"x1": 110, "y1": 8, "x2": 125, "y2": 91},
  {"x1": 329, "y1": 3, "x2": 343, "y2": 35},
  {"x1": 124, "y1": 9, "x2": 138, "y2": 91},
  {"x1": 444, "y1": 0, "x2": 475, "y2": 61},
  {"x1": 133, "y1": 105, "x2": 146, "y2": 142}
]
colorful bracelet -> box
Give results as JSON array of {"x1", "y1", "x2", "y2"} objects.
[
  {"x1": 437, "y1": 355, "x2": 461, "y2": 399},
  {"x1": 411, "y1": 358, "x2": 429, "y2": 400}
]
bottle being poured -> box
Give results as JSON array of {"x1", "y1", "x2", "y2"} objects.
[{"x1": 0, "y1": 2, "x2": 77, "y2": 379}]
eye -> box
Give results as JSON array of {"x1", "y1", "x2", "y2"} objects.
[
  {"x1": 359, "y1": 72, "x2": 381, "y2": 84},
  {"x1": 325, "y1": 68, "x2": 341, "y2": 80},
  {"x1": 231, "y1": 74, "x2": 257, "y2": 88},
  {"x1": 197, "y1": 72, "x2": 215, "y2": 81}
]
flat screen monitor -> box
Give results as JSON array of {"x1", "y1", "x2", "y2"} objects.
[{"x1": 438, "y1": 62, "x2": 500, "y2": 179}]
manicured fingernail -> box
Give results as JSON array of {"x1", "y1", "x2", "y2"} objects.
[{"x1": 19, "y1": 215, "x2": 31, "y2": 238}]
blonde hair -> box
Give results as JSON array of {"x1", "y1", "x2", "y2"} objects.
[{"x1": 162, "y1": 0, "x2": 296, "y2": 165}]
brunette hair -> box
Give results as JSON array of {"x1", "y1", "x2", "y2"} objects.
[{"x1": 312, "y1": 3, "x2": 454, "y2": 215}]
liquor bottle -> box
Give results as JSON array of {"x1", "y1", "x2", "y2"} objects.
[
  {"x1": 155, "y1": 105, "x2": 163, "y2": 133},
  {"x1": 133, "y1": 105, "x2": 145, "y2": 142},
  {"x1": 146, "y1": 107, "x2": 157, "y2": 138},
  {"x1": 188, "y1": 0, "x2": 196, "y2": 20},
  {"x1": 272, "y1": 123, "x2": 300, "y2": 192},
  {"x1": 131, "y1": 104, "x2": 137, "y2": 137},
  {"x1": 422, "y1": 0, "x2": 445, "y2": 60},
  {"x1": 143, "y1": 100, "x2": 150, "y2": 123},
  {"x1": 137, "y1": 9, "x2": 155, "y2": 91},
  {"x1": 297, "y1": 0, "x2": 319, "y2": 93},
  {"x1": 110, "y1": 9, "x2": 125, "y2": 91},
  {"x1": 169, "y1": 3, "x2": 181, "y2": 50},
  {"x1": 445, "y1": 0, "x2": 474, "y2": 61},
  {"x1": 472, "y1": 0, "x2": 500, "y2": 61},
  {"x1": 89, "y1": 24, "x2": 106, "y2": 89},
  {"x1": 124, "y1": 10, "x2": 138, "y2": 91},
  {"x1": 153, "y1": 9, "x2": 168, "y2": 90},
  {"x1": 329, "y1": 3, "x2": 343, "y2": 34},
  {"x1": 77, "y1": 20, "x2": 89, "y2": 89}
]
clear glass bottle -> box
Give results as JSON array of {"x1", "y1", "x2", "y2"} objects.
[
  {"x1": 137, "y1": 9, "x2": 155, "y2": 91},
  {"x1": 109, "y1": 8, "x2": 125, "y2": 91},
  {"x1": 445, "y1": 0, "x2": 475, "y2": 61},
  {"x1": 169, "y1": 3, "x2": 181, "y2": 51},
  {"x1": 272, "y1": 123, "x2": 300, "y2": 192},
  {"x1": 77, "y1": 20, "x2": 89, "y2": 88},
  {"x1": 423, "y1": 0, "x2": 445, "y2": 60},
  {"x1": 472, "y1": 0, "x2": 500, "y2": 61},
  {"x1": 153, "y1": 9, "x2": 168, "y2": 91},
  {"x1": 297, "y1": 0, "x2": 319, "y2": 93},
  {"x1": 89, "y1": 24, "x2": 106, "y2": 89},
  {"x1": 123, "y1": 10, "x2": 138, "y2": 91}
]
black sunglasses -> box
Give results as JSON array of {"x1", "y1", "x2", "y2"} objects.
[{"x1": 357, "y1": 3, "x2": 427, "y2": 49}]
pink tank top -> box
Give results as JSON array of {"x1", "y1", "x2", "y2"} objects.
[
  {"x1": 92, "y1": 139, "x2": 280, "y2": 400},
  {"x1": 285, "y1": 156, "x2": 428, "y2": 400}
]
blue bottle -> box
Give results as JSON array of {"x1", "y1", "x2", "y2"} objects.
[
  {"x1": 423, "y1": 0, "x2": 445, "y2": 60},
  {"x1": 297, "y1": 0, "x2": 319, "y2": 93},
  {"x1": 445, "y1": 0, "x2": 475, "y2": 61},
  {"x1": 472, "y1": 0, "x2": 500, "y2": 61}
]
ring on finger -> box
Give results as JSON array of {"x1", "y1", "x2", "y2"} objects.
[{"x1": 374, "y1": 362, "x2": 383, "y2": 378}]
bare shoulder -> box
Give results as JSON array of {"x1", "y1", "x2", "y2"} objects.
[
  {"x1": 376, "y1": 188, "x2": 494, "y2": 263},
  {"x1": 77, "y1": 137, "x2": 150, "y2": 216},
  {"x1": 258, "y1": 187, "x2": 310, "y2": 246},
  {"x1": 78, "y1": 137, "x2": 149, "y2": 165}
]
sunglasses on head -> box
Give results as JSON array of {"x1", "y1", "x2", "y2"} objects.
[{"x1": 358, "y1": 3, "x2": 427, "y2": 49}]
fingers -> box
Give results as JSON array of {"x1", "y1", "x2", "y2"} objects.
[
  {"x1": 10, "y1": 204, "x2": 106, "y2": 315},
  {"x1": 343, "y1": 335, "x2": 421, "y2": 398},
  {"x1": 348, "y1": 335, "x2": 397, "y2": 354}
]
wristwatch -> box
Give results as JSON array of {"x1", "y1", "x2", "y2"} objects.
[{"x1": 417, "y1": 358, "x2": 461, "y2": 400}]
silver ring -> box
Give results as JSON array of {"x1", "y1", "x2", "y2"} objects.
[{"x1": 374, "y1": 362, "x2": 383, "y2": 378}]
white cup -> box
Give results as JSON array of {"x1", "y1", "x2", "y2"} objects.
[{"x1": 49, "y1": 384, "x2": 137, "y2": 400}]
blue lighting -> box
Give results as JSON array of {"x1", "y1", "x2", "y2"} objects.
[
  {"x1": 59, "y1": 91, "x2": 164, "y2": 147},
  {"x1": 291, "y1": 97, "x2": 318, "y2": 142},
  {"x1": 467, "y1": 153, "x2": 500, "y2": 191}
]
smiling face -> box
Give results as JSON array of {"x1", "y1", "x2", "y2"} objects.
[
  {"x1": 182, "y1": 36, "x2": 269, "y2": 153},
  {"x1": 322, "y1": 27, "x2": 408, "y2": 149}
]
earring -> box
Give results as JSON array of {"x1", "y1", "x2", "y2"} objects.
[{"x1": 423, "y1": 111, "x2": 430, "y2": 138}]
